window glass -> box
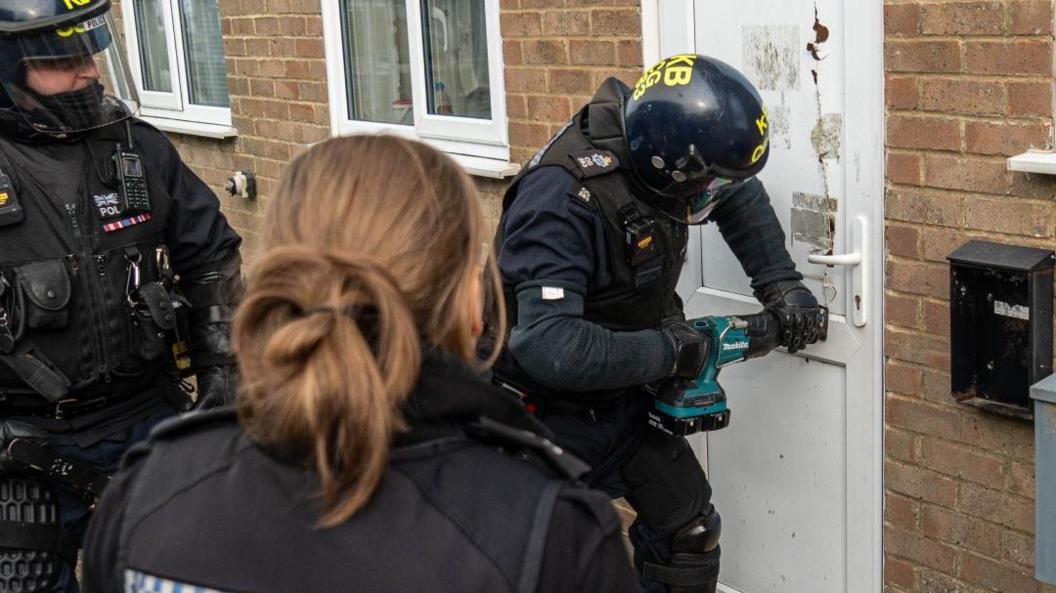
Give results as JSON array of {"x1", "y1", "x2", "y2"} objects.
[
  {"x1": 421, "y1": 0, "x2": 491, "y2": 119},
  {"x1": 133, "y1": 0, "x2": 172, "y2": 93},
  {"x1": 178, "y1": 0, "x2": 230, "y2": 107},
  {"x1": 341, "y1": 0, "x2": 414, "y2": 125}
]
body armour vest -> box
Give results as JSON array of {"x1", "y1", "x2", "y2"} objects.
[
  {"x1": 0, "y1": 120, "x2": 176, "y2": 400},
  {"x1": 493, "y1": 79, "x2": 687, "y2": 401},
  {"x1": 103, "y1": 407, "x2": 585, "y2": 593}
]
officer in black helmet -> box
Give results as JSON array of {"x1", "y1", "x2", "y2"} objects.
[
  {"x1": 0, "y1": 1, "x2": 242, "y2": 590},
  {"x1": 492, "y1": 55, "x2": 824, "y2": 592}
]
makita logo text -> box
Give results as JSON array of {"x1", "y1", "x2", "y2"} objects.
[{"x1": 722, "y1": 341, "x2": 749, "y2": 351}]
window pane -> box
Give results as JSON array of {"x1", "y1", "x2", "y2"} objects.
[
  {"x1": 341, "y1": 0, "x2": 414, "y2": 125},
  {"x1": 422, "y1": 0, "x2": 491, "y2": 120},
  {"x1": 178, "y1": 0, "x2": 230, "y2": 107},
  {"x1": 133, "y1": 0, "x2": 172, "y2": 93}
]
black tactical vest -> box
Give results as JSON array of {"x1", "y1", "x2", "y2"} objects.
[
  {"x1": 492, "y1": 79, "x2": 687, "y2": 401},
  {"x1": 0, "y1": 121, "x2": 176, "y2": 400}
]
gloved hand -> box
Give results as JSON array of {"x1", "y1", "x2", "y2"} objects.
[
  {"x1": 661, "y1": 320, "x2": 709, "y2": 379},
  {"x1": 0, "y1": 419, "x2": 48, "y2": 472},
  {"x1": 194, "y1": 365, "x2": 238, "y2": 410},
  {"x1": 755, "y1": 280, "x2": 825, "y2": 353}
]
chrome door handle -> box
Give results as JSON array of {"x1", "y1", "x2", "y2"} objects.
[{"x1": 807, "y1": 216, "x2": 869, "y2": 328}]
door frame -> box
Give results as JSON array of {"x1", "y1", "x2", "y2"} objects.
[{"x1": 639, "y1": 2, "x2": 885, "y2": 593}]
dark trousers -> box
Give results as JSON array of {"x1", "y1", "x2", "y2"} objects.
[
  {"x1": 540, "y1": 393, "x2": 718, "y2": 592},
  {"x1": 11, "y1": 394, "x2": 179, "y2": 593}
]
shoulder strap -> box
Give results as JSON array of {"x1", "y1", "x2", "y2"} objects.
[
  {"x1": 465, "y1": 416, "x2": 590, "y2": 480},
  {"x1": 518, "y1": 480, "x2": 563, "y2": 593}
]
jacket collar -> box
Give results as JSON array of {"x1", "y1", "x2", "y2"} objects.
[{"x1": 394, "y1": 348, "x2": 551, "y2": 447}]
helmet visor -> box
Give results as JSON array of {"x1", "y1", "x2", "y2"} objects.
[
  {"x1": 2, "y1": 12, "x2": 139, "y2": 135},
  {"x1": 649, "y1": 175, "x2": 744, "y2": 225}
]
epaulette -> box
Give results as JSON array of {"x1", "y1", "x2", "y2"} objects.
[
  {"x1": 466, "y1": 417, "x2": 590, "y2": 480},
  {"x1": 147, "y1": 406, "x2": 239, "y2": 442},
  {"x1": 567, "y1": 149, "x2": 620, "y2": 179}
]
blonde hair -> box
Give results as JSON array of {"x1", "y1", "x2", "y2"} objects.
[{"x1": 233, "y1": 135, "x2": 505, "y2": 526}]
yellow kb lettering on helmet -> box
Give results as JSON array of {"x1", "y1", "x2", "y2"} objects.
[
  {"x1": 632, "y1": 54, "x2": 697, "y2": 100},
  {"x1": 62, "y1": 0, "x2": 93, "y2": 10}
]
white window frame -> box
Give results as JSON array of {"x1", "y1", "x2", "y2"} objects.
[
  {"x1": 121, "y1": 0, "x2": 235, "y2": 137},
  {"x1": 322, "y1": 0, "x2": 514, "y2": 176}
]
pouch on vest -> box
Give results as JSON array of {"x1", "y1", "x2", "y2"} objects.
[
  {"x1": 13, "y1": 260, "x2": 71, "y2": 331},
  {"x1": 131, "y1": 281, "x2": 177, "y2": 362}
]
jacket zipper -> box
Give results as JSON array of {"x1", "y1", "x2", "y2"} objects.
[{"x1": 65, "y1": 203, "x2": 112, "y2": 383}]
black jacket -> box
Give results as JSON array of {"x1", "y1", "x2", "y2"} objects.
[
  {"x1": 82, "y1": 350, "x2": 638, "y2": 593},
  {"x1": 0, "y1": 117, "x2": 241, "y2": 402}
]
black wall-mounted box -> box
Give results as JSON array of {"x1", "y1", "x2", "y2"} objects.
[{"x1": 948, "y1": 240, "x2": 1055, "y2": 419}]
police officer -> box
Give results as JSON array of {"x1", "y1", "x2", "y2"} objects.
[
  {"x1": 492, "y1": 55, "x2": 825, "y2": 592},
  {"x1": 0, "y1": 1, "x2": 242, "y2": 590},
  {"x1": 82, "y1": 135, "x2": 638, "y2": 593}
]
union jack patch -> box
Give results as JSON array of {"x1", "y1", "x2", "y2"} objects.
[
  {"x1": 103, "y1": 213, "x2": 151, "y2": 233},
  {"x1": 124, "y1": 569, "x2": 232, "y2": 593}
]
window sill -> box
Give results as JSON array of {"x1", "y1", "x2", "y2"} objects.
[
  {"x1": 1007, "y1": 149, "x2": 1056, "y2": 176},
  {"x1": 450, "y1": 153, "x2": 521, "y2": 179},
  {"x1": 140, "y1": 116, "x2": 238, "y2": 140}
]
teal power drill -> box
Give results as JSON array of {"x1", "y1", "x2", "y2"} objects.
[{"x1": 647, "y1": 312, "x2": 787, "y2": 436}]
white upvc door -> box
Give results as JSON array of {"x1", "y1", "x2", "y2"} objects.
[{"x1": 642, "y1": 2, "x2": 884, "y2": 593}]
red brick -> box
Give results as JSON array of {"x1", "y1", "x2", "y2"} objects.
[
  {"x1": 923, "y1": 154, "x2": 1008, "y2": 195},
  {"x1": 523, "y1": 40, "x2": 568, "y2": 65},
  {"x1": 525, "y1": 95, "x2": 572, "y2": 122},
  {"x1": 1006, "y1": 461, "x2": 1034, "y2": 497},
  {"x1": 886, "y1": 188, "x2": 964, "y2": 226},
  {"x1": 965, "y1": 120, "x2": 1051, "y2": 156},
  {"x1": 1007, "y1": 81, "x2": 1053, "y2": 117},
  {"x1": 918, "y1": 438, "x2": 1005, "y2": 488},
  {"x1": 886, "y1": 292, "x2": 921, "y2": 329},
  {"x1": 888, "y1": 115, "x2": 960, "y2": 151},
  {"x1": 506, "y1": 94, "x2": 528, "y2": 119},
  {"x1": 508, "y1": 121, "x2": 551, "y2": 148},
  {"x1": 567, "y1": 0, "x2": 638, "y2": 5},
  {"x1": 920, "y1": 225, "x2": 969, "y2": 262},
  {"x1": 921, "y1": 2, "x2": 1005, "y2": 36},
  {"x1": 887, "y1": 259, "x2": 949, "y2": 300},
  {"x1": 920, "y1": 368, "x2": 952, "y2": 405},
  {"x1": 1003, "y1": 530, "x2": 1035, "y2": 567},
  {"x1": 504, "y1": 40, "x2": 524, "y2": 65},
  {"x1": 922, "y1": 300, "x2": 950, "y2": 337},
  {"x1": 919, "y1": 79, "x2": 1007, "y2": 116},
  {"x1": 887, "y1": 492, "x2": 920, "y2": 530},
  {"x1": 921, "y1": 504, "x2": 1003, "y2": 557},
  {"x1": 885, "y1": 4, "x2": 921, "y2": 36},
  {"x1": 1009, "y1": 1, "x2": 1055, "y2": 35},
  {"x1": 547, "y1": 68, "x2": 595, "y2": 94},
  {"x1": 885, "y1": 40, "x2": 962, "y2": 73},
  {"x1": 923, "y1": 336, "x2": 951, "y2": 370},
  {"x1": 570, "y1": 40, "x2": 616, "y2": 65},
  {"x1": 617, "y1": 40, "x2": 642, "y2": 67},
  {"x1": 885, "y1": 556, "x2": 916, "y2": 590},
  {"x1": 887, "y1": 360, "x2": 924, "y2": 396},
  {"x1": 886, "y1": 325, "x2": 927, "y2": 363},
  {"x1": 542, "y1": 10, "x2": 589, "y2": 35},
  {"x1": 521, "y1": 0, "x2": 564, "y2": 7},
  {"x1": 886, "y1": 426, "x2": 919, "y2": 463},
  {"x1": 961, "y1": 552, "x2": 1037, "y2": 593},
  {"x1": 965, "y1": 196, "x2": 1055, "y2": 238},
  {"x1": 887, "y1": 153, "x2": 922, "y2": 186},
  {"x1": 884, "y1": 526, "x2": 959, "y2": 573},
  {"x1": 886, "y1": 76, "x2": 919, "y2": 110},
  {"x1": 294, "y1": 38, "x2": 324, "y2": 59},
  {"x1": 505, "y1": 68, "x2": 547, "y2": 93},
  {"x1": 591, "y1": 8, "x2": 640, "y2": 36},
  {"x1": 957, "y1": 482, "x2": 1034, "y2": 532},
  {"x1": 1010, "y1": 169, "x2": 1056, "y2": 199},
  {"x1": 887, "y1": 395, "x2": 963, "y2": 443},
  {"x1": 501, "y1": 12, "x2": 542, "y2": 37},
  {"x1": 965, "y1": 40, "x2": 1053, "y2": 75},
  {"x1": 886, "y1": 224, "x2": 921, "y2": 258}
]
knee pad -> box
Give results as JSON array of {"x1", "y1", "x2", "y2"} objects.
[
  {"x1": 0, "y1": 473, "x2": 69, "y2": 592},
  {"x1": 672, "y1": 509, "x2": 722, "y2": 554},
  {"x1": 639, "y1": 511, "x2": 723, "y2": 593}
]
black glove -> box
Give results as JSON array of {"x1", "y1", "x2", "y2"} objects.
[
  {"x1": 661, "y1": 320, "x2": 709, "y2": 379},
  {"x1": 755, "y1": 280, "x2": 825, "y2": 354},
  {"x1": 195, "y1": 364, "x2": 239, "y2": 410}
]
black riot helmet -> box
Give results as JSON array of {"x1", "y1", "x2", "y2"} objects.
[
  {"x1": 623, "y1": 55, "x2": 770, "y2": 224},
  {"x1": 0, "y1": 0, "x2": 139, "y2": 138}
]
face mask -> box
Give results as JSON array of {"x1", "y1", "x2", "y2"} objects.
[{"x1": 26, "y1": 80, "x2": 105, "y2": 132}]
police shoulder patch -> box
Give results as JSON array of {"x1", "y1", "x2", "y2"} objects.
[
  {"x1": 569, "y1": 149, "x2": 619, "y2": 179},
  {"x1": 567, "y1": 183, "x2": 594, "y2": 207}
]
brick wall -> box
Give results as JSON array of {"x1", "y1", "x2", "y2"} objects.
[
  {"x1": 883, "y1": 2, "x2": 1056, "y2": 592},
  {"x1": 498, "y1": 0, "x2": 643, "y2": 164}
]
